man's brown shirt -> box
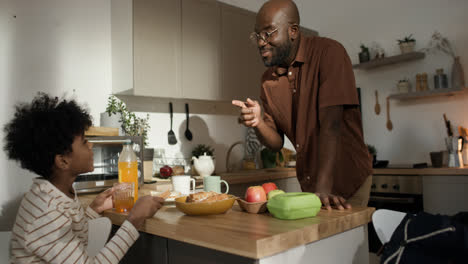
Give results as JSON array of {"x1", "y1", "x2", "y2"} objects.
[{"x1": 260, "y1": 35, "x2": 372, "y2": 199}]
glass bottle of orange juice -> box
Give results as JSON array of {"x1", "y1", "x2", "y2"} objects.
[{"x1": 118, "y1": 141, "x2": 138, "y2": 202}]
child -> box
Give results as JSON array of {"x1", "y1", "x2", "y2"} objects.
[{"x1": 4, "y1": 93, "x2": 164, "y2": 263}]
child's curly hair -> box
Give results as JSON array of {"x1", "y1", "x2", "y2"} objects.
[{"x1": 3, "y1": 92, "x2": 92, "y2": 178}]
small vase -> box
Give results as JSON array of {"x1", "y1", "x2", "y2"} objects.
[
  {"x1": 451, "y1": 56, "x2": 466, "y2": 90},
  {"x1": 100, "y1": 112, "x2": 124, "y2": 135}
]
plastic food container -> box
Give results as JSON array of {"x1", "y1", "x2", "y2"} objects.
[{"x1": 267, "y1": 192, "x2": 321, "y2": 220}]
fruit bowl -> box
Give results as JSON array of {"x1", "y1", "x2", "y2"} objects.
[
  {"x1": 236, "y1": 198, "x2": 268, "y2": 214},
  {"x1": 175, "y1": 195, "x2": 235, "y2": 216}
]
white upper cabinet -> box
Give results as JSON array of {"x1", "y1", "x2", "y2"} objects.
[
  {"x1": 112, "y1": 0, "x2": 182, "y2": 98},
  {"x1": 111, "y1": 0, "x2": 317, "y2": 102},
  {"x1": 133, "y1": 0, "x2": 182, "y2": 98},
  {"x1": 220, "y1": 3, "x2": 265, "y2": 102},
  {"x1": 181, "y1": 0, "x2": 222, "y2": 100}
]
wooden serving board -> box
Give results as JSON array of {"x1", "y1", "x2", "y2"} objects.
[{"x1": 85, "y1": 126, "x2": 119, "y2": 136}]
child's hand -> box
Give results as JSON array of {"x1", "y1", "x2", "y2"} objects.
[
  {"x1": 89, "y1": 188, "x2": 114, "y2": 214},
  {"x1": 127, "y1": 195, "x2": 165, "y2": 229}
]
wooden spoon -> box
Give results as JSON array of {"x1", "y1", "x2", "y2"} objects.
[
  {"x1": 386, "y1": 97, "x2": 393, "y2": 131},
  {"x1": 374, "y1": 90, "x2": 381, "y2": 115}
]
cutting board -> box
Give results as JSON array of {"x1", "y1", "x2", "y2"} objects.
[{"x1": 85, "y1": 126, "x2": 119, "y2": 136}]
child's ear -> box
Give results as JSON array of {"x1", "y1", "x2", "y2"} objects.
[{"x1": 54, "y1": 154, "x2": 70, "y2": 170}]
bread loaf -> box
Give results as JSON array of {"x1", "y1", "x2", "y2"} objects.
[{"x1": 186, "y1": 191, "x2": 229, "y2": 203}]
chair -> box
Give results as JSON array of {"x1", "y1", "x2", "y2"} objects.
[
  {"x1": 372, "y1": 209, "x2": 406, "y2": 244},
  {"x1": 87, "y1": 217, "x2": 112, "y2": 257},
  {"x1": 1, "y1": 231, "x2": 12, "y2": 262}
]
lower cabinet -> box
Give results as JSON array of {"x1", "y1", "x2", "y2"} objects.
[
  {"x1": 422, "y1": 175, "x2": 468, "y2": 215},
  {"x1": 112, "y1": 225, "x2": 168, "y2": 264},
  {"x1": 113, "y1": 226, "x2": 257, "y2": 264}
]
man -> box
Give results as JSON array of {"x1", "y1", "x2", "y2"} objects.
[{"x1": 232, "y1": 0, "x2": 372, "y2": 210}]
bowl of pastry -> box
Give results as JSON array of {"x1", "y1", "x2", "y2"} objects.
[{"x1": 175, "y1": 191, "x2": 236, "y2": 216}]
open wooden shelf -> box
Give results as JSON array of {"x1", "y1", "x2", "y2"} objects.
[
  {"x1": 353, "y1": 52, "x2": 425, "y2": 70},
  {"x1": 388, "y1": 87, "x2": 468, "y2": 100}
]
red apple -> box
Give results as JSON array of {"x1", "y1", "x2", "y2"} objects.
[
  {"x1": 262, "y1": 182, "x2": 278, "y2": 195},
  {"x1": 245, "y1": 186, "x2": 267, "y2": 203}
]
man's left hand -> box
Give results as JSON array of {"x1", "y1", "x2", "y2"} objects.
[
  {"x1": 315, "y1": 192, "x2": 351, "y2": 211},
  {"x1": 89, "y1": 187, "x2": 115, "y2": 214}
]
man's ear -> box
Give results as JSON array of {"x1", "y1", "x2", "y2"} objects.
[
  {"x1": 288, "y1": 23, "x2": 300, "y2": 41},
  {"x1": 54, "y1": 154, "x2": 70, "y2": 170}
]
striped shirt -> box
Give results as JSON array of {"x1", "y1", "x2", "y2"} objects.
[{"x1": 10, "y1": 178, "x2": 139, "y2": 263}]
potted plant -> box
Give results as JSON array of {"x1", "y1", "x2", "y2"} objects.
[
  {"x1": 101, "y1": 95, "x2": 125, "y2": 135},
  {"x1": 397, "y1": 34, "x2": 416, "y2": 54},
  {"x1": 367, "y1": 144, "x2": 377, "y2": 166},
  {"x1": 359, "y1": 44, "x2": 370, "y2": 63},
  {"x1": 397, "y1": 79, "x2": 411, "y2": 93},
  {"x1": 421, "y1": 31, "x2": 465, "y2": 89},
  {"x1": 260, "y1": 148, "x2": 284, "y2": 169},
  {"x1": 102, "y1": 95, "x2": 151, "y2": 147},
  {"x1": 192, "y1": 144, "x2": 214, "y2": 158}
]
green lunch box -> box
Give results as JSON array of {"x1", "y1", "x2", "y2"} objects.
[{"x1": 267, "y1": 192, "x2": 322, "y2": 220}]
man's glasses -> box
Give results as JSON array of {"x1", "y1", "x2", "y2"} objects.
[{"x1": 249, "y1": 28, "x2": 278, "y2": 45}]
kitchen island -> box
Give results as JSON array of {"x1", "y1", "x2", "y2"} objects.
[{"x1": 80, "y1": 186, "x2": 374, "y2": 264}]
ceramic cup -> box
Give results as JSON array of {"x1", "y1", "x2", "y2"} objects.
[
  {"x1": 171, "y1": 175, "x2": 196, "y2": 195},
  {"x1": 203, "y1": 176, "x2": 229, "y2": 194}
]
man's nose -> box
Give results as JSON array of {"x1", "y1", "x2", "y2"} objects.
[{"x1": 257, "y1": 38, "x2": 267, "y2": 48}]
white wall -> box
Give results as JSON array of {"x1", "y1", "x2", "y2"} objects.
[
  {"x1": 0, "y1": 0, "x2": 113, "y2": 230},
  {"x1": 220, "y1": 0, "x2": 468, "y2": 165}
]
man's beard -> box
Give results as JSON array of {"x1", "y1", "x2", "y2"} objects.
[{"x1": 262, "y1": 40, "x2": 293, "y2": 67}]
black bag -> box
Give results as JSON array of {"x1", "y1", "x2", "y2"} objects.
[{"x1": 380, "y1": 212, "x2": 468, "y2": 264}]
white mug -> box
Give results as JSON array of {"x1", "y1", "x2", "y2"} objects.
[{"x1": 171, "y1": 175, "x2": 196, "y2": 195}]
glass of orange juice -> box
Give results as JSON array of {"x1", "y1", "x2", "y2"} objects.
[{"x1": 113, "y1": 182, "x2": 135, "y2": 213}]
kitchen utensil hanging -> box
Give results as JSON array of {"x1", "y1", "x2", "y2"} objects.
[
  {"x1": 184, "y1": 103, "x2": 193, "y2": 141},
  {"x1": 168, "y1": 102, "x2": 177, "y2": 145},
  {"x1": 374, "y1": 90, "x2": 381, "y2": 115},
  {"x1": 386, "y1": 97, "x2": 393, "y2": 131}
]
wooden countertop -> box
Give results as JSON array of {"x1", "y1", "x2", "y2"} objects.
[
  {"x1": 219, "y1": 168, "x2": 296, "y2": 184},
  {"x1": 217, "y1": 168, "x2": 468, "y2": 183},
  {"x1": 80, "y1": 186, "x2": 374, "y2": 259},
  {"x1": 373, "y1": 167, "x2": 468, "y2": 176}
]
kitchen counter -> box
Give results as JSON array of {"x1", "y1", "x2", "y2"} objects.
[
  {"x1": 80, "y1": 185, "x2": 374, "y2": 263},
  {"x1": 219, "y1": 168, "x2": 296, "y2": 184},
  {"x1": 373, "y1": 167, "x2": 468, "y2": 175},
  {"x1": 218, "y1": 167, "x2": 468, "y2": 185}
]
